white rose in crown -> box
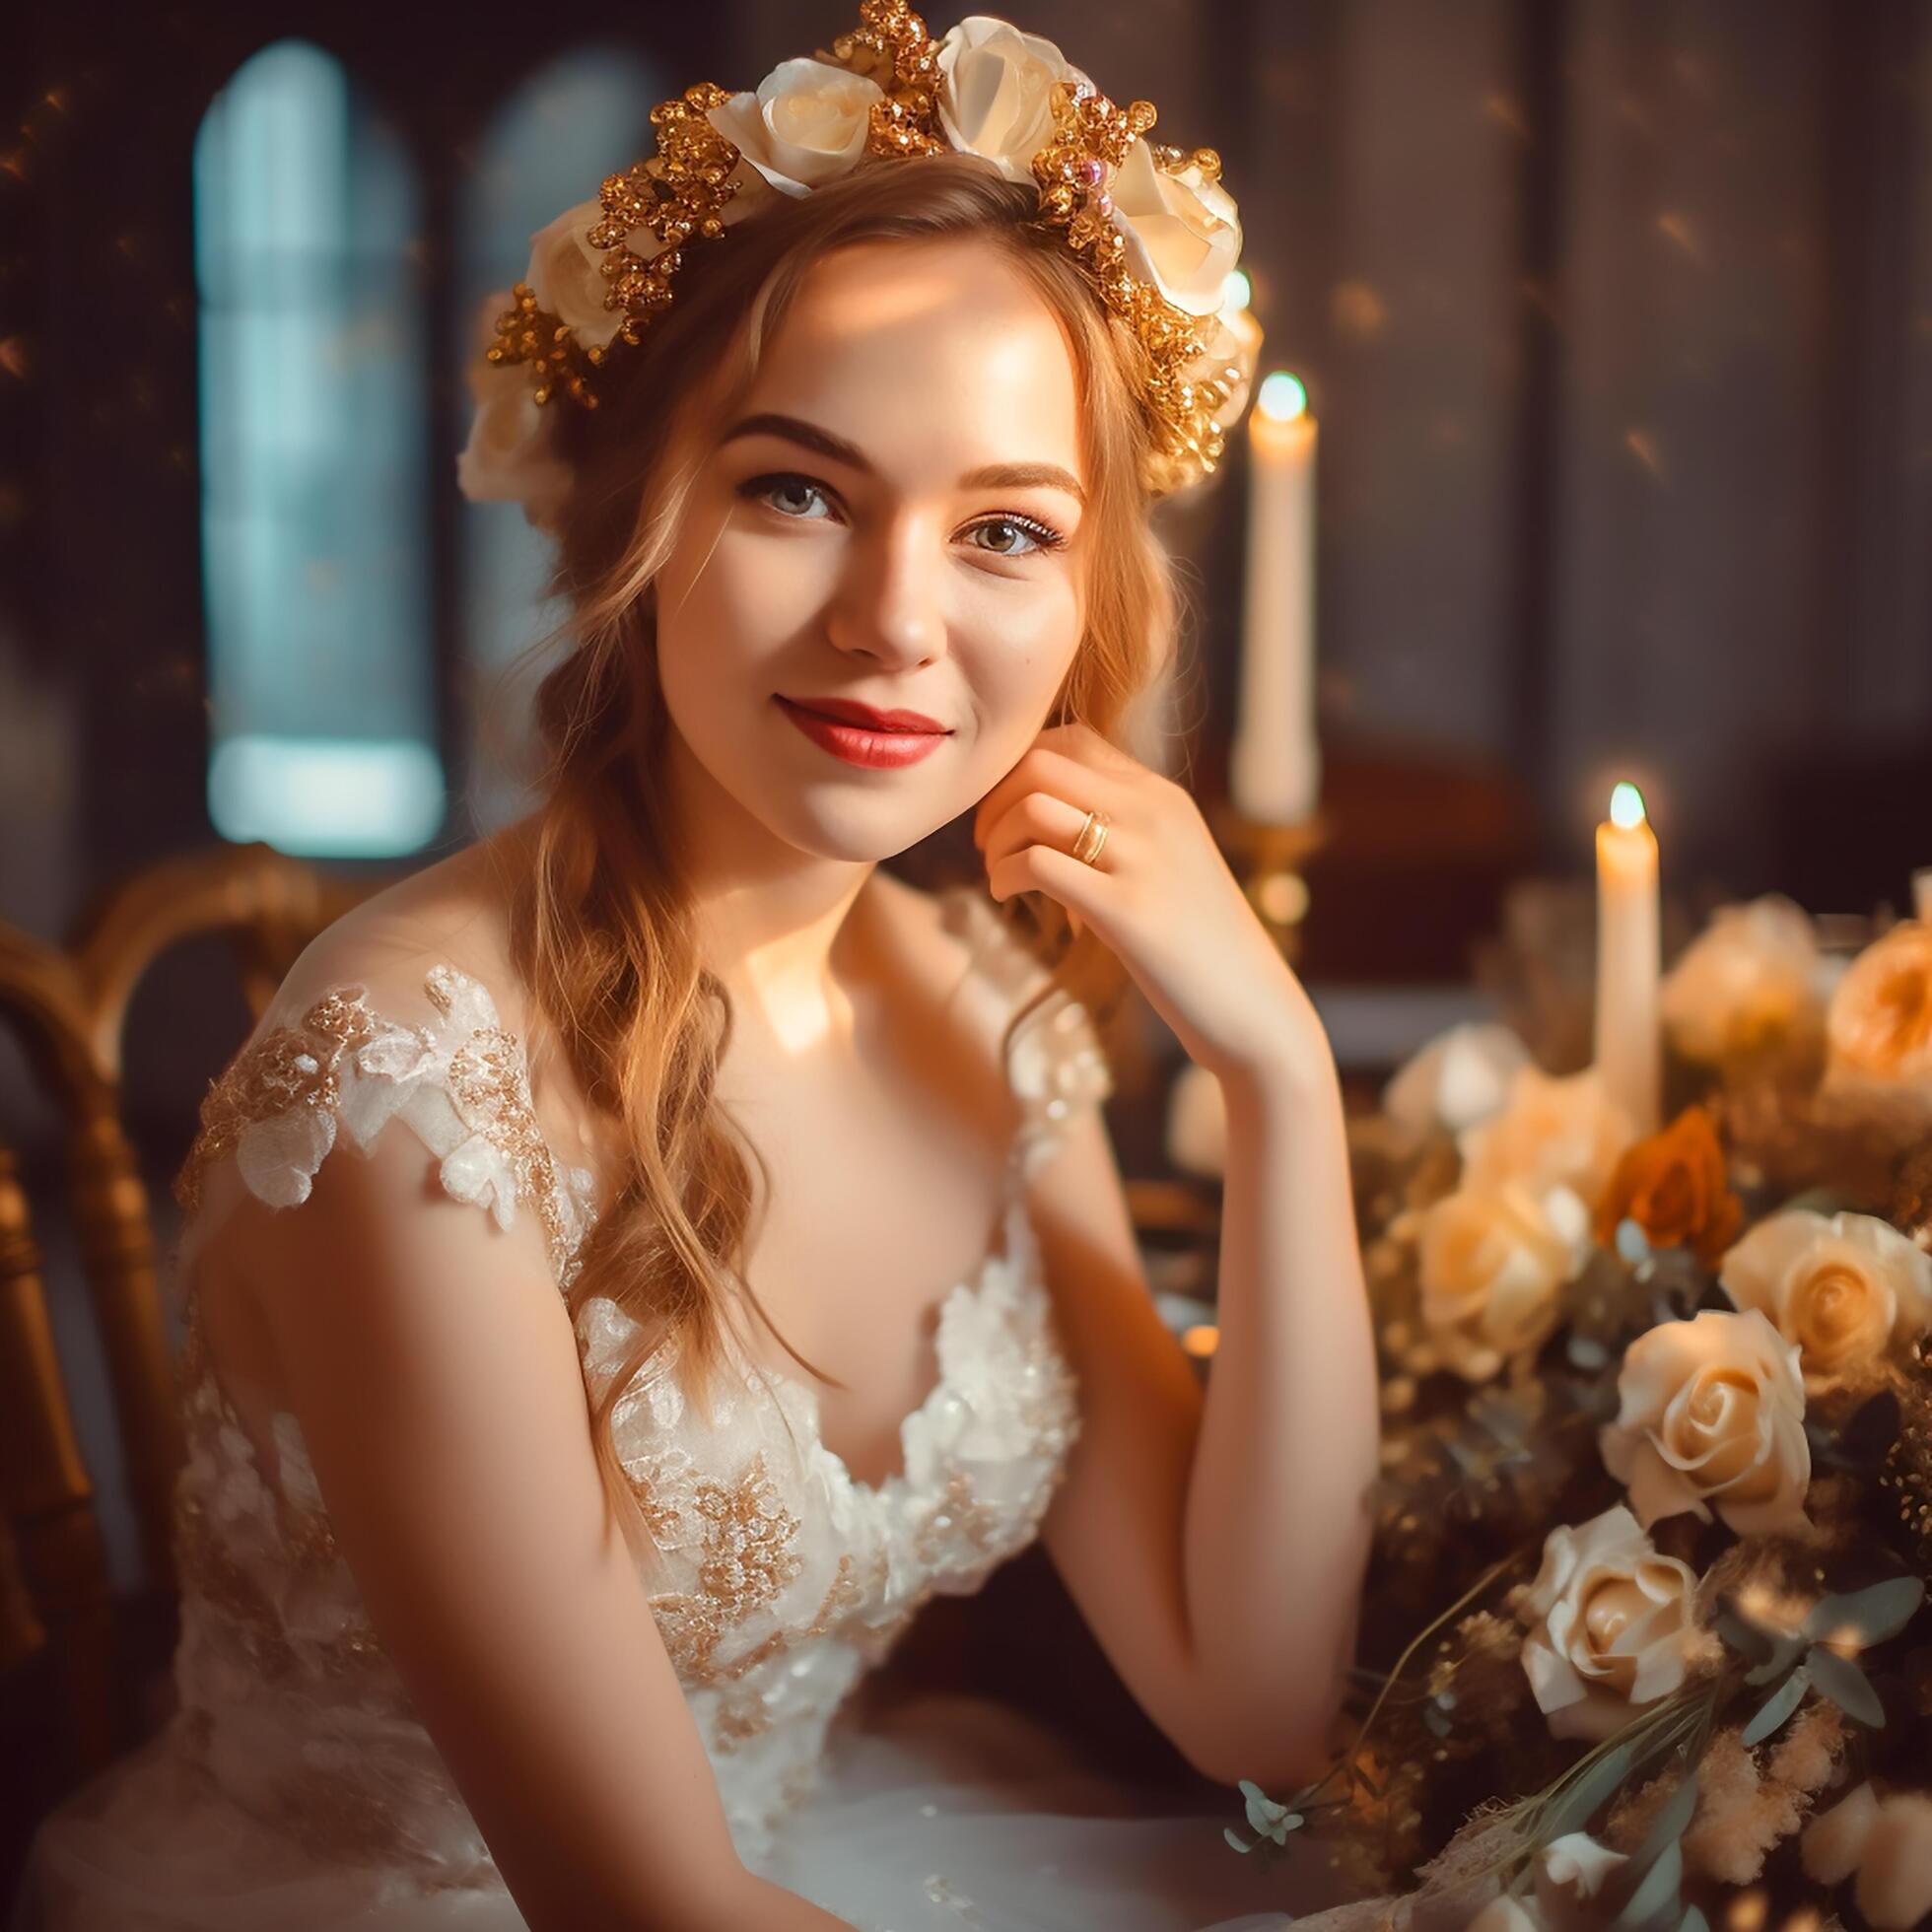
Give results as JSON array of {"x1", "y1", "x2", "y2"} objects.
[
  {"x1": 1599, "y1": 1307, "x2": 1811, "y2": 1536},
  {"x1": 1719, "y1": 1207, "x2": 1932, "y2": 1383},
  {"x1": 1414, "y1": 1181, "x2": 1592, "y2": 1382},
  {"x1": 1515, "y1": 1505, "x2": 1707, "y2": 1744},
  {"x1": 1660, "y1": 893, "x2": 1825, "y2": 1065},
  {"x1": 1109, "y1": 137, "x2": 1243, "y2": 318},
  {"x1": 523, "y1": 198, "x2": 651, "y2": 352},
  {"x1": 1384, "y1": 1021, "x2": 1535, "y2": 1138},
  {"x1": 707, "y1": 56, "x2": 886, "y2": 197},
  {"x1": 1457, "y1": 1063, "x2": 1638, "y2": 1214},
  {"x1": 454, "y1": 297, "x2": 575, "y2": 529},
  {"x1": 935, "y1": 15, "x2": 1092, "y2": 183}
]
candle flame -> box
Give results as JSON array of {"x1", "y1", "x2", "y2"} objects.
[
  {"x1": 1256, "y1": 370, "x2": 1308, "y2": 422},
  {"x1": 1221, "y1": 268, "x2": 1252, "y2": 312},
  {"x1": 1609, "y1": 781, "x2": 1647, "y2": 830}
]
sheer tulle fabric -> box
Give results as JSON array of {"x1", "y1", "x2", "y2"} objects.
[{"x1": 11, "y1": 894, "x2": 1346, "y2": 1930}]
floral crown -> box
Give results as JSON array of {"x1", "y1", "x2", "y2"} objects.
[{"x1": 456, "y1": 2, "x2": 1263, "y2": 524}]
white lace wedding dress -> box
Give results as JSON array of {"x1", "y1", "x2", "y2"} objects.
[{"x1": 11, "y1": 888, "x2": 1348, "y2": 1931}]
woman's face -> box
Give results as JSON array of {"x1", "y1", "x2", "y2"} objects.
[{"x1": 652, "y1": 234, "x2": 1090, "y2": 863}]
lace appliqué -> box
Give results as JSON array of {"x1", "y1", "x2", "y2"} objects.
[{"x1": 173, "y1": 962, "x2": 597, "y2": 1290}]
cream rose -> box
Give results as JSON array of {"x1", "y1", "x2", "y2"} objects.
[
  {"x1": 1823, "y1": 920, "x2": 1932, "y2": 1114},
  {"x1": 1415, "y1": 1182, "x2": 1592, "y2": 1382},
  {"x1": 934, "y1": 15, "x2": 1091, "y2": 183},
  {"x1": 1720, "y1": 1207, "x2": 1932, "y2": 1381},
  {"x1": 1110, "y1": 138, "x2": 1242, "y2": 318},
  {"x1": 1661, "y1": 894, "x2": 1824, "y2": 1065},
  {"x1": 1458, "y1": 1064, "x2": 1638, "y2": 1213},
  {"x1": 705, "y1": 56, "x2": 884, "y2": 197},
  {"x1": 523, "y1": 197, "x2": 647, "y2": 351},
  {"x1": 1599, "y1": 1308, "x2": 1811, "y2": 1535},
  {"x1": 453, "y1": 297, "x2": 574, "y2": 529},
  {"x1": 1515, "y1": 1505, "x2": 1705, "y2": 1743},
  {"x1": 1384, "y1": 1021, "x2": 1534, "y2": 1138}
]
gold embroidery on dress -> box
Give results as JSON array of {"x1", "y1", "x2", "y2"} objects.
[
  {"x1": 647, "y1": 1450, "x2": 806, "y2": 1679},
  {"x1": 172, "y1": 964, "x2": 590, "y2": 1287},
  {"x1": 173, "y1": 989, "x2": 381, "y2": 1215}
]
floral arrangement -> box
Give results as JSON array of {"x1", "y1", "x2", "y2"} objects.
[{"x1": 1229, "y1": 899, "x2": 1932, "y2": 1932}]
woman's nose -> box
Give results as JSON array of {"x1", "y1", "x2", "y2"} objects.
[{"x1": 826, "y1": 515, "x2": 945, "y2": 665}]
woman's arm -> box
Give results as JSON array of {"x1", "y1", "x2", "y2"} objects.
[
  {"x1": 977, "y1": 724, "x2": 1378, "y2": 1793},
  {"x1": 225, "y1": 1109, "x2": 856, "y2": 1931},
  {"x1": 1181, "y1": 1005, "x2": 1379, "y2": 1784}
]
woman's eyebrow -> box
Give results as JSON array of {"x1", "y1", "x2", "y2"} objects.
[{"x1": 719, "y1": 411, "x2": 1086, "y2": 507}]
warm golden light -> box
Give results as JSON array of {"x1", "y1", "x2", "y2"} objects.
[
  {"x1": 1609, "y1": 781, "x2": 1647, "y2": 831},
  {"x1": 1181, "y1": 1325, "x2": 1220, "y2": 1358},
  {"x1": 1256, "y1": 370, "x2": 1308, "y2": 423}
]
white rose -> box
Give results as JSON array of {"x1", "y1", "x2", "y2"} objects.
[
  {"x1": 1822, "y1": 921, "x2": 1932, "y2": 1117},
  {"x1": 705, "y1": 56, "x2": 884, "y2": 197},
  {"x1": 524, "y1": 197, "x2": 650, "y2": 351},
  {"x1": 1599, "y1": 1308, "x2": 1811, "y2": 1536},
  {"x1": 1416, "y1": 1182, "x2": 1592, "y2": 1382},
  {"x1": 1515, "y1": 1505, "x2": 1705, "y2": 1743},
  {"x1": 1803, "y1": 1780, "x2": 1880, "y2": 1886},
  {"x1": 1385, "y1": 1021, "x2": 1534, "y2": 1137},
  {"x1": 1534, "y1": 1831, "x2": 1630, "y2": 1932},
  {"x1": 453, "y1": 297, "x2": 574, "y2": 530},
  {"x1": 1720, "y1": 1207, "x2": 1932, "y2": 1381},
  {"x1": 934, "y1": 15, "x2": 1091, "y2": 183},
  {"x1": 1110, "y1": 138, "x2": 1242, "y2": 318},
  {"x1": 1661, "y1": 894, "x2": 1823, "y2": 1065},
  {"x1": 1458, "y1": 1064, "x2": 1638, "y2": 1214}
]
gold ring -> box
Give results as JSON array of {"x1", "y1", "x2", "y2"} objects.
[{"x1": 1071, "y1": 809, "x2": 1110, "y2": 866}]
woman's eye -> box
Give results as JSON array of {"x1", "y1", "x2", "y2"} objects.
[
  {"x1": 740, "y1": 472, "x2": 836, "y2": 521},
  {"x1": 967, "y1": 516, "x2": 1066, "y2": 560}
]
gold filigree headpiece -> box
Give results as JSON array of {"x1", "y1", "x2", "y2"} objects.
[{"x1": 456, "y1": 3, "x2": 1262, "y2": 517}]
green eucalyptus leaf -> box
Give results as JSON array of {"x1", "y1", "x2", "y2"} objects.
[
  {"x1": 1803, "y1": 1577, "x2": 1925, "y2": 1649},
  {"x1": 1805, "y1": 1644, "x2": 1886, "y2": 1728},
  {"x1": 1740, "y1": 1668, "x2": 1809, "y2": 1747},
  {"x1": 1680, "y1": 1905, "x2": 1709, "y2": 1932},
  {"x1": 1742, "y1": 1630, "x2": 1808, "y2": 1686},
  {"x1": 1622, "y1": 1766, "x2": 1700, "y2": 1893},
  {"x1": 1540, "y1": 1741, "x2": 1636, "y2": 1843},
  {"x1": 1616, "y1": 1217, "x2": 1651, "y2": 1266},
  {"x1": 1225, "y1": 1826, "x2": 1254, "y2": 1854},
  {"x1": 1611, "y1": 1839, "x2": 1684, "y2": 1932}
]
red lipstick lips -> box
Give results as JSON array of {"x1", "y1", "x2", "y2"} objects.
[
  {"x1": 775, "y1": 695, "x2": 951, "y2": 770},
  {"x1": 781, "y1": 695, "x2": 950, "y2": 734}
]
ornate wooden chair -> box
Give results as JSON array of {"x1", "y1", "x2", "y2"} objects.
[{"x1": 0, "y1": 843, "x2": 376, "y2": 1839}]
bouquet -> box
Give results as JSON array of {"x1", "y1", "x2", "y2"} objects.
[{"x1": 1229, "y1": 898, "x2": 1932, "y2": 1932}]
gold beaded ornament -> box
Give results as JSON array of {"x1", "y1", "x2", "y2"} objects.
[{"x1": 474, "y1": 1, "x2": 1260, "y2": 503}]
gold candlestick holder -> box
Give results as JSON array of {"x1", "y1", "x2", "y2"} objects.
[{"x1": 1208, "y1": 801, "x2": 1330, "y2": 967}]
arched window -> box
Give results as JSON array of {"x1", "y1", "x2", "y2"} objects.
[
  {"x1": 457, "y1": 47, "x2": 661, "y2": 833},
  {"x1": 194, "y1": 39, "x2": 444, "y2": 857}
]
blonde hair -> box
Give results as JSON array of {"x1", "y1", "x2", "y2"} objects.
[{"x1": 482, "y1": 151, "x2": 1186, "y2": 1554}]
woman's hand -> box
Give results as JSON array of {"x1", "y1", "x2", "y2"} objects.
[{"x1": 971, "y1": 722, "x2": 1330, "y2": 1086}]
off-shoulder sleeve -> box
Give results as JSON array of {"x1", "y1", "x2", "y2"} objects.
[{"x1": 172, "y1": 962, "x2": 599, "y2": 1292}]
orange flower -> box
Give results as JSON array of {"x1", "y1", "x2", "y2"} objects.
[{"x1": 1592, "y1": 1103, "x2": 1744, "y2": 1266}]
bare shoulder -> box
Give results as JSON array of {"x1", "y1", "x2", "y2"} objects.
[{"x1": 271, "y1": 834, "x2": 527, "y2": 1028}]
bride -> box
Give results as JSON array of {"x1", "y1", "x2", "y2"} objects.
[{"x1": 12, "y1": 9, "x2": 1380, "y2": 1927}]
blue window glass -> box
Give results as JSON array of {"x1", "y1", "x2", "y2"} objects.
[
  {"x1": 458, "y1": 48, "x2": 660, "y2": 833},
  {"x1": 194, "y1": 39, "x2": 444, "y2": 858}
]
